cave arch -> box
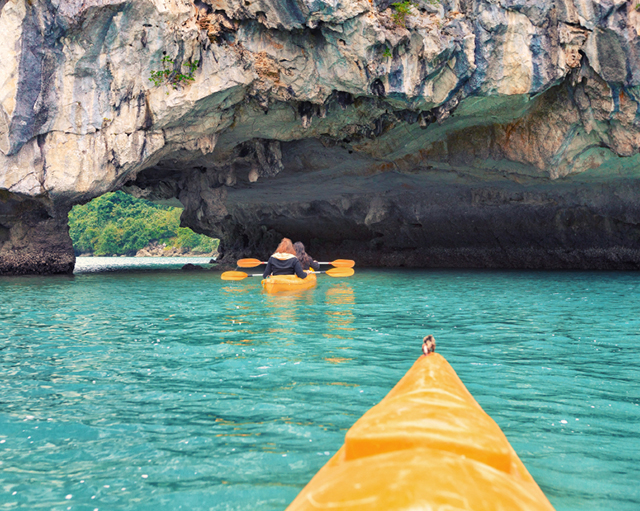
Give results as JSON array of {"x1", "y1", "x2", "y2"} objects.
[{"x1": 3, "y1": 0, "x2": 640, "y2": 274}]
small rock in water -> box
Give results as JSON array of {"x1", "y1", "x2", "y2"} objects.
[{"x1": 181, "y1": 264, "x2": 204, "y2": 271}]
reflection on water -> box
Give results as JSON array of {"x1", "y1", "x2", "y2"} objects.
[
  {"x1": 266, "y1": 295, "x2": 302, "y2": 331},
  {"x1": 325, "y1": 284, "x2": 355, "y2": 305},
  {"x1": 323, "y1": 357, "x2": 353, "y2": 364},
  {"x1": 324, "y1": 285, "x2": 355, "y2": 342},
  {"x1": 0, "y1": 266, "x2": 639, "y2": 511},
  {"x1": 74, "y1": 256, "x2": 213, "y2": 273}
]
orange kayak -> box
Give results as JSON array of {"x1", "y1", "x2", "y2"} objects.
[
  {"x1": 286, "y1": 353, "x2": 555, "y2": 511},
  {"x1": 261, "y1": 272, "x2": 317, "y2": 293}
]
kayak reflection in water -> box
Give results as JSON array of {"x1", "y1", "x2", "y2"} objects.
[
  {"x1": 294, "y1": 241, "x2": 320, "y2": 272},
  {"x1": 262, "y1": 238, "x2": 308, "y2": 279}
]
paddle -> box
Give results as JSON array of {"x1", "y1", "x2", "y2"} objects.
[
  {"x1": 319, "y1": 267, "x2": 354, "y2": 277},
  {"x1": 221, "y1": 271, "x2": 263, "y2": 281},
  {"x1": 237, "y1": 258, "x2": 355, "y2": 268},
  {"x1": 221, "y1": 267, "x2": 354, "y2": 281}
]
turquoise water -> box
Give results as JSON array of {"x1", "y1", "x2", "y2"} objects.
[{"x1": 1, "y1": 259, "x2": 639, "y2": 510}]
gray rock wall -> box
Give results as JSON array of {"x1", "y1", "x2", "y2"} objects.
[{"x1": 1, "y1": 0, "x2": 640, "y2": 273}]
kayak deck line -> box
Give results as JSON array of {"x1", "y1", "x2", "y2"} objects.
[{"x1": 286, "y1": 353, "x2": 555, "y2": 511}]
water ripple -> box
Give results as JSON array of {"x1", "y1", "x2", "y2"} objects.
[{"x1": 1, "y1": 266, "x2": 639, "y2": 510}]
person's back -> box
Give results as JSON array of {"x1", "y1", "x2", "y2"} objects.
[
  {"x1": 263, "y1": 238, "x2": 307, "y2": 279},
  {"x1": 294, "y1": 241, "x2": 320, "y2": 271}
]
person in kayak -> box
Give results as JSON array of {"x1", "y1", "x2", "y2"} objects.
[
  {"x1": 422, "y1": 335, "x2": 436, "y2": 356},
  {"x1": 263, "y1": 238, "x2": 308, "y2": 279},
  {"x1": 294, "y1": 241, "x2": 320, "y2": 272}
]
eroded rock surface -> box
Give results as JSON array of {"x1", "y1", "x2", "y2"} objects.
[{"x1": 1, "y1": 0, "x2": 640, "y2": 273}]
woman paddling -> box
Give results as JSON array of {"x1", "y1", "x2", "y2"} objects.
[
  {"x1": 263, "y1": 238, "x2": 308, "y2": 279},
  {"x1": 294, "y1": 241, "x2": 320, "y2": 272}
]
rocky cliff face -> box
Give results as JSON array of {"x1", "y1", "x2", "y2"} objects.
[{"x1": 1, "y1": 0, "x2": 640, "y2": 274}]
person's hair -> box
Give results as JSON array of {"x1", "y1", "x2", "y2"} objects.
[
  {"x1": 294, "y1": 241, "x2": 313, "y2": 268},
  {"x1": 275, "y1": 238, "x2": 296, "y2": 256}
]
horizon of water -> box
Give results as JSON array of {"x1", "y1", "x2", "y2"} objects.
[
  {"x1": 1, "y1": 258, "x2": 639, "y2": 510},
  {"x1": 74, "y1": 256, "x2": 214, "y2": 273}
]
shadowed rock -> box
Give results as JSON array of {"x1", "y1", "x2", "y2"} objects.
[
  {"x1": 0, "y1": 194, "x2": 74, "y2": 275},
  {"x1": 181, "y1": 263, "x2": 205, "y2": 271}
]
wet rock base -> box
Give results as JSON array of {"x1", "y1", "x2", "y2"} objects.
[{"x1": 0, "y1": 198, "x2": 75, "y2": 276}]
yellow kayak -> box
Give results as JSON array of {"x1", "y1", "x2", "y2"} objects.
[
  {"x1": 286, "y1": 353, "x2": 555, "y2": 511},
  {"x1": 261, "y1": 272, "x2": 317, "y2": 294}
]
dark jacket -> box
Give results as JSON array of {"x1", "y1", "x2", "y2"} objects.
[
  {"x1": 263, "y1": 253, "x2": 307, "y2": 279},
  {"x1": 302, "y1": 259, "x2": 320, "y2": 271}
]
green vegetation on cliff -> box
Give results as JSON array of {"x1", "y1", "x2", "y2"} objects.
[{"x1": 68, "y1": 192, "x2": 219, "y2": 256}]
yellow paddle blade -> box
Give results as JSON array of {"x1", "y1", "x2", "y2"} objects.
[
  {"x1": 325, "y1": 267, "x2": 355, "y2": 277},
  {"x1": 221, "y1": 271, "x2": 249, "y2": 281},
  {"x1": 328, "y1": 259, "x2": 355, "y2": 268},
  {"x1": 237, "y1": 258, "x2": 265, "y2": 268}
]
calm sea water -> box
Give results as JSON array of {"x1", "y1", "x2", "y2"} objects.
[{"x1": 1, "y1": 258, "x2": 639, "y2": 511}]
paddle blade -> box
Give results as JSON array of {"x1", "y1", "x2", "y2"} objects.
[
  {"x1": 221, "y1": 271, "x2": 249, "y2": 281},
  {"x1": 325, "y1": 267, "x2": 355, "y2": 278},
  {"x1": 329, "y1": 259, "x2": 355, "y2": 268},
  {"x1": 237, "y1": 258, "x2": 265, "y2": 268}
]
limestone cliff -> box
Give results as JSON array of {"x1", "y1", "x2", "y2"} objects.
[{"x1": 1, "y1": 0, "x2": 640, "y2": 274}]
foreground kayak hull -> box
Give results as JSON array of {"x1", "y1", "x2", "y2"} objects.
[
  {"x1": 261, "y1": 273, "x2": 317, "y2": 293},
  {"x1": 286, "y1": 353, "x2": 555, "y2": 511}
]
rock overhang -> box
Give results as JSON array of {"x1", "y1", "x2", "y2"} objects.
[{"x1": 2, "y1": 0, "x2": 640, "y2": 274}]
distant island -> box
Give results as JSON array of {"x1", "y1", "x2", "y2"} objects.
[{"x1": 69, "y1": 192, "x2": 219, "y2": 257}]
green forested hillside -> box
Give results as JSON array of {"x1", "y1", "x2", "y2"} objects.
[{"x1": 68, "y1": 191, "x2": 219, "y2": 256}]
